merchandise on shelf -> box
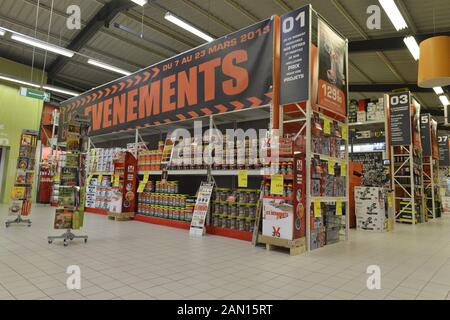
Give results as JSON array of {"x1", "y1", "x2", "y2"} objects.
[
  {"x1": 349, "y1": 98, "x2": 385, "y2": 123},
  {"x1": 85, "y1": 176, "x2": 112, "y2": 210},
  {"x1": 86, "y1": 148, "x2": 123, "y2": 173},
  {"x1": 210, "y1": 188, "x2": 259, "y2": 232},
  {"x1": 138, "y1": 149, "x2": 163, "y2": 171},
  {"x1": 352, "y1": 152, "x2": 389, "y2": 188},
  {"x1": 137, "y1": 180, "x2": 195, "y2": 222},
  {"x1": 310, "y1": 203, "x2": 346, "y2": 249}
]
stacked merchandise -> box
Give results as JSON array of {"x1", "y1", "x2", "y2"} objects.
[
  {"x1": 351, "y1": 98, "x2": 385, "y2": 123},
  {"x1": 355, "y1": 187, "x2": 387, "y2": 232},
  {"x1": 38, "y1": 161, "x2": 53, "y2": 203},
  {"x1": 137, "y1": 144, "x2": 164, "y2": 172},
  {"x1": 7, "y1": 130, "x2": 38, "y2": 225},
  {"x1": 310, "y1": 113, "x2": 347, "y2": 249},
  {"x1": 352, "y1": 152, "x2": 389, "y2": 188},
  {"x1": 137, "y1": 180, "x2": 196, "y2": 222},
  {"x1": 210, "y1": 188, "x2": 259, "y2": 232},
  {"x1": 85, "y1": 176, "x2": 112, "y2": 210},
  {"x1": 310, "y1": 202, "x2": 346, "y2": 249},
  {"x1": 86, "y1": 148, "x2": 123, "y2": 173}
]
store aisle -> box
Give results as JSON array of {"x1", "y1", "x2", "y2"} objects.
[{"x1": 1, "y1": 204, "x2": 450, "y2": 300}]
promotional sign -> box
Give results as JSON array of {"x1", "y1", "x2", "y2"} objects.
[
  {"x1": 189, "y1": 182, "x2": 214, "y2": 237},
  {"x1": 262, "y1": 198, "x2": 294, "y2": 240},
  {"x1": 420, "y1": 114, "x2": 432, "y2": 156},
  {"x1": 438, "y1": 131, "x2": 450, "y2": 166},
  {"x1": 412, "y1": 98, "x2": 422, "y2": 149},
  {"x1": 279, "y1": 5, "x2": 310, "y2": 105},
  {"x1": 389, "y1": 92, "x2": 411, "y2": 146},
  {"x1": 317, "y1": 19, "x2": 347, "y2": 116},
  {"x1": 60, "y1": 19, "x2": 274, "y2": 138}
]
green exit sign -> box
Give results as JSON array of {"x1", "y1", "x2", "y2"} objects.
[{"x1": 19, "y1": 87, "x2": 51, "y2": 102}]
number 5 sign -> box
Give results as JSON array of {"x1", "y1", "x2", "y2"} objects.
[{"x1": 279, "y1": 5, "x2": 311, "y2": 105}]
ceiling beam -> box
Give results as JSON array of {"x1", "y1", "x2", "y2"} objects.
[
  {"x1": 273, "y1": 0, "x2": 292, "y2": 12},
  {"x1": 224, "y1": 0, "x2": 259, "y2": 23},
  {"x1": 47, "y1": 0, "x2": 136, "y2": 78},
  {"x1": 0, "y1": 13, "x2": 144, "y2": 70},
  {"x1": 349, "y1": 32, "x2": 450, "y2": 52},
  {"x1": 21, "y1": 0, "x2": 170, "y2": 60},
  {"x1": 349, "y1": 83, "x2": 433, "y2": 93},
  {"x1": 331, "y1": 0, "x2": 406, "y2": 83},
  {"x1": 179, "y1": 0, "x2": 235, "y2": 33}
]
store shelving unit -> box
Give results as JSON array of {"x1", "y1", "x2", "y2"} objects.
[{"x1": 391, "y1": 146, "x2": 424, "y2": 224}]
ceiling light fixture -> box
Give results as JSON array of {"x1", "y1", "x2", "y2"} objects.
[
  {"x1": 378, "y1": 0, "x2": 408, "y2": 31},
  {"x1": 42, "y1": 85, "x2": 80, "y2": 97},
  {"x1": 130, "y1": 0, "x2": 148, "y2": 6},
  {"x1": 433, "y1": 87, "x2": 444, "y2": 95},
  {"x1": 439, "y1": 95, "x2": 450, "y2": 106},
  {"x1": 164, "y1": 12, "x2": 214, "y2": 42},
  {"x1": 403, "y1": 36, "x2": 420, "y2": 60},
  {"x1": 11, "y1": 34, "x2": 74, "y2": 57},
  {"x1": 0, "y1": 75, "x2": 40, "y2": 88},
  {"x1": 87, "y1": 59, "x2": 132, "y2": 76}
]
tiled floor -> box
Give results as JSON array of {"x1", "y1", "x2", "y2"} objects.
[{"x1": 1, "y1": 204, "x2": 450, "y2": 300}]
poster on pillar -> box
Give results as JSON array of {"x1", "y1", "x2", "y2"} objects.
[
  {"x1": 317, "y1": 19, "x2": 347, "y2": 116},
  {"x1": 59, "y1": 19, "x2": 275, "y2": 139},
  {"x1": 438, "y1": 132, "x2": 450, "y2": 166},
  {"x1": 279, "y1": 5, "x2": 310, "y2": 105}
]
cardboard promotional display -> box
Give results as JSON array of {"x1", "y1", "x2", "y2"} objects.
[{"x1": 190, "y1": 182, "x2": 215, "y2": 237}]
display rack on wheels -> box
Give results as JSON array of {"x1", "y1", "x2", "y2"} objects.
[
  {"x1": 389, "y1": 92, "x2": 425, "y2": 224},
  {"x1": 48, "y1": 115, "x2": 90, "y2": 246},
  {"x1": 6, "y1": 129, "x2": 39, "y2": 227}
]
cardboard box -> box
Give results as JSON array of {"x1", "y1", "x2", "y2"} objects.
[{"x1": 357, "y1": 111, "x2": 366, "y2": 123}]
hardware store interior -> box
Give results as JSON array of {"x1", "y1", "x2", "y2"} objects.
[{"x1": 0, "y1": 0, "x2": 450, "y2": 301}]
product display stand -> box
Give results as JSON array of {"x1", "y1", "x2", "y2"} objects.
[
  {"x1": 6, "y1": 129, "x2": 39, "y2": 228},
  {"x1": 48, "y1": 115, "x2": 90, "y2": 246}
]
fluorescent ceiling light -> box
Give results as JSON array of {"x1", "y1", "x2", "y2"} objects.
[
  {"x1": 403, "y1": 36, "x2": 420, "y2": 60},
  {"x1": 165, "y1": 12, "x2": 214, "y2": 42},
  {"x1": 87, "y1": 59, "x2": 132, "y2": 76},
  {"x1": 42, "y1": 85, "x2": 80, "y2": 97},
  {"x1": 0, "y1": 75, "x2": 40, "y2": 88},
  {"x1": 433, "y1": 87, "x2": 444, "y2": 95},
  {"x1": 378, "y1": 0, "x2": 408, "y2": 31},
  {"x1": 11, "y1": 34, "x2": 74, "y2": 57},
  {"x1": 439, "y1": 95, "x2": 450, "y2": 106},
  {"x1": 130, "y1": 0, "x2": 147, "y2": 6},
  {"x1": 0, "y1": 28, "x2": 5, "y2": 36}
]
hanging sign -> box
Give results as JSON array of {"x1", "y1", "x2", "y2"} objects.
[
  {"x1": 190, "y1": 182, "x2": 215, "y2": 237},
  {"x1": 19, "y1": 87, "x2": 51, "y2": 102},
  {"x1": 279, "y1": 5, "x2": 310, "y2": 105},
  {"x1": 317, "y1": 19, "x2": 347, "y2": 116},
  {"x1": 389, "y1": 92, "x2": 411, "y2": 146},
  {"x1": 238, "y1": 170, "x2": 248, "y2": 188},
  {"x1": 270, "y1": 174, "x2": 284, "y2": 195},
  {"x1": 438, "y1": 131, "x2": 450, "y2": 166},
  {"x1": 420, "y1": 114, "x2": 432, "y2": 156},
  {"x1": 59, "y1": 19, "x2": 274, "y2": 138}
]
